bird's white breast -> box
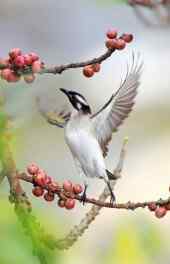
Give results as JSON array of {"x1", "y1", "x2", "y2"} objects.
[{"x1": 64, "y1": 112, "x2": 106, "y2": 178}]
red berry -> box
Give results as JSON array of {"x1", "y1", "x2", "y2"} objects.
[
  {"x1": 107, "y1": 39, "x2": 126, "y2": 50},
  {"x1": 120, "y1": 34, "x2": 133, "y2": 43},
  {"x1": 65, "y1": 198, "x2": 76, "y2": 209},
  {"x1": 63, "y1": 180, "x2": 73, "y2": 192},
  {"x1": 32, "y1": 60, "x2": 42, "y2": 73},
  {"x1": 9, "y1": 48, "x2": 22, "y2": 59},
  {"x1": 1, "y1": 69, "x2": 12, "y2": 80},
  {"x1": 115, "y1": 39, "x2": 126, "y2": 50},
  {"x1": 58, "y1": 199, "x2": 65, "y2": 208},
  {"x1": 14, "y1": 55, "x2": 25, "y2": 68},
  {"x1": 44, "y1": 192, "x2": 55, "y2": 202},
  {"x1": 165, "y1": 203, "x2": 170, "y2": 210},
  {"x1": 105, "y1": 39, "x2": 116, "y2": 50},
  {"x1": 7, "y1": 72, "x2": 20, "y2": 82},
  {"x1": 92, "y1": 63, "x2": 101, "y2": 73},
  {"x1": 155, "y1": 206, "x2": 167, "y2": 218},
  {"x1": 27, "y1": 163, "x2": 39, "y2": 175},
  {"x1": 34, "y1": 169, "x2": 47, "y2": 186},
  {"x1": 29, "y1": 52, "x2": 39, "y2": 62},
  {"x1": 106, "y1": 29, "x2": 117, "y2": 39},
  {"x1": 24, "y1": 74, "x2": 35, "y2": 83},
  {"x1": 83, "y1": 66, "x2": 94, "y2": 78},
  {"x1": 148, "y1": 202, "x2": 157, "y2": 211},
  {"x1": 32, "y1": 186, "x2": 44, "y2": 197},
  {"x1": 48, "y1": 181, "x2": 60, "y2": 192},
  {"x1": 24, "y1": 54, "x2": 33, "y2": 65},
  {"x1": 73, "y1": 184, "x2": 83, "y2": 194}
]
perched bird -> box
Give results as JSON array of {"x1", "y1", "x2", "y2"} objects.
[{"x1": 38, "y1": 53, "x2": 142, "y2": 202}]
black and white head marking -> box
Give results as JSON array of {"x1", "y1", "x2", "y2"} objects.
[{"x1": 60, "y1": 88, "x2": 91, "y2": 114}]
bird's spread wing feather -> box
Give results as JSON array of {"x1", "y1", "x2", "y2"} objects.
[
  {"x1": 91, "y1": 52, "x2": 143, "y2": 157},
  {"x1": 36, "y1": 97, "x2": 71, "y2": 128}
]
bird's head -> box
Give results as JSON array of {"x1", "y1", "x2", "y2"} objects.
[{"x1": 60, "y1": 88, "x2": 91, "y2": 114}]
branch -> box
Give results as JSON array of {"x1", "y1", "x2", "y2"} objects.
[
  {"x1": 41, "y1": 48, "x2": 115, "y2": 75},
  {"x1": 15, "y1": 139, "x2": 170, "y2": 250},
  {"x1": 18, "y1": 172, "x2": 170, "y2": 210},
  {"x1": 0, "y1": 30, "x2": 133, "y2": 83}
]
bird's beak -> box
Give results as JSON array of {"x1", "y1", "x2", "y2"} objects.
[{"x1": 59, "y1": 88, "x2": 70, "y2": 97}]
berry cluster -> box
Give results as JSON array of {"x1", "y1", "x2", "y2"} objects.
[
  {"x1": 82, "y1": 28, "x2": 133, "y2": 78},
  {"x1": 148, "y1": 199, "x2": 170, "y2": 218},
  {"x1": 27, "y1": 163, "x2": 83, "y2": 210},
  {"x1": 105, "y1": 29, "x2": 133, "y2": 50},
  {"x1": 0, "y1": 48, "x2": 44, "y2": 83}
]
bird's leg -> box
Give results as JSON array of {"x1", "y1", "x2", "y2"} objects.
[
  {"x1": 103, "y1": 177, "x2": 116, "y2": 204},
  {"x1": 80, "y1": 181, "x2": 88, "y2": 205}
]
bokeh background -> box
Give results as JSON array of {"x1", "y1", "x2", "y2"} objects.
[{"x1": 0, "y1": 0, "x2": 170, "y2": 263}]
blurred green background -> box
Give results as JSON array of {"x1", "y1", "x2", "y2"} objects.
[{"x1": 0, "y1": 0, "x2": 170, "y2": 263}]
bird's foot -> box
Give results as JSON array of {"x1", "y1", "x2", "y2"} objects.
[
  {"x1": 80, "y1": 182, "x2": 88, "y2": 205},
  {"x1": 109, "y1": 191, "x2": 116, "y2": 204}
]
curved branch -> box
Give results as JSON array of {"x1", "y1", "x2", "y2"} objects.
[{"x1": 41, "y1": 48, "x2": 115, "y2": 74}]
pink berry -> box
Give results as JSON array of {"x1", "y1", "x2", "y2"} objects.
[
  {"x1": 1, "y1": 69, "x2": 12, "y2": 80},
  {"x1": 9, "y1": 48, "x2": 22, "y2": 59},
  {"x1": 45, "y1": 176, "x2": 52, "y2": 185},
  {"x1": 32, "y1": 60, "x2": 42, "y2": 73},
  {"x1": 106, "y1": 29, "x2": 117, "y2": 39},
  {"x1": 65, "y1": 198, "x2": 76, "y2": 209},
  {"x1": 14, "y1": 55, "x2": 25, "y2": 68},
  {"x1": 73, "y1": 184, "x2": 83, "y2": 194},
  {"x1": 44, "y1": 192, "x2": 55, "y2": 202},
  {"x1": 24, "y1": 54, "x2": 33, "y2": 65},
  {"x1": 58, "y1": 199, "x2": 65, "y2": 208},
  {"x1": 63, "y1": 180, "x2": 73, "y2": 192},
  {"x1": 83, "y1": 66, "x2": 94, "y2": 78},
  {"x1": 29, "y1": 52, "x2": 39, "y2": 62},
  {"x1": 27, "y1": 163, "x2": 39, "y2": 175},
  {"x1": 148, "y1": 202, "x2": 157, "y2": 211},
  {"x1": 155, "y1": 206, "x2": 167, "y2": 218},
  {"x1": 7, "y1": 72, "x2": 20, "y2": 82},
  {"x1": 24, "y1": 74, "x2": 35, "y2": 83},
  {"x1": 32, "y1": 186, "x2": 44, "y2": 197}
]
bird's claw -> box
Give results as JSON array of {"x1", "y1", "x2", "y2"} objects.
[{"x1": 110, "y1": 191, "x2": 116, "y2": 204}]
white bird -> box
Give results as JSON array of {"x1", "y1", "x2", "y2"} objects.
[{"x1": 38, "y1": 53, "x2": 143, "y2": 202}]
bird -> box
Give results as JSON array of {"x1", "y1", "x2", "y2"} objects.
[{"x1": 38, "y1": 53, "x2": 143, "y2": 202}]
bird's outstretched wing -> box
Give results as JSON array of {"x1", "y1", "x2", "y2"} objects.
[
  {"x1": 91, "y1": 52, "x2": 143, "y2": 157},
  {"x1": 36, "y1": 97, "x2": 71, "y2": 128}
]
